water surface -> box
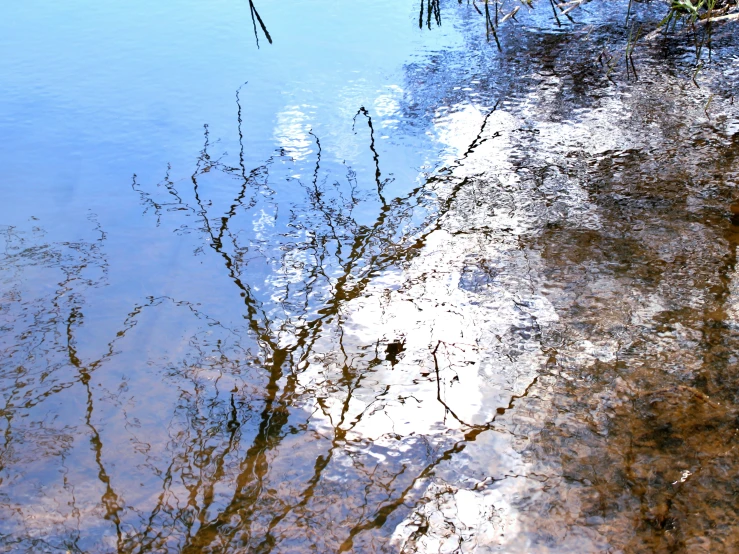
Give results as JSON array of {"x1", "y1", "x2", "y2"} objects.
[{"x1": 2, "y1": 0, "x2": 739, "y2": 552}]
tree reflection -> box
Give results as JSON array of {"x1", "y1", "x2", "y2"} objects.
[
  {"x1": 248, "y1": 0, "x2": 272, "y2": 48},
  {"x1": 420, "y1": 0, "x2": 442, "y2": 29},
  {"x1": 125, "y1": 86, "x2": 486, "y2": 551},
  {"x1": 0, "y1": 79, "x2": 520, "y2": 549}
]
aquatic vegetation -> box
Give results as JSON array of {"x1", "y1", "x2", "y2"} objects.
[{"x1": 451, "y1": 0, "x2": 739, "y2": 65}]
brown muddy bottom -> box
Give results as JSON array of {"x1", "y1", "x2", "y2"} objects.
[{"x1": 2, "y1": 2, "x2": 739, "y2": 553}]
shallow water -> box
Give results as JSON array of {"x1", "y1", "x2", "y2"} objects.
[{"x1": 2, "y1": 0, "x2": 739, "y2": 552}]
